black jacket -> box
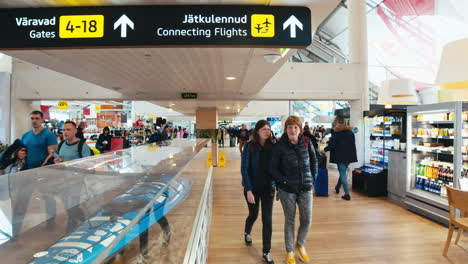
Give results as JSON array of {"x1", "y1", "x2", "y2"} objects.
[
  {"x1": 241, "y1": 142, "x2": 275, "y2": 194},
  {"x1": 238, "y1": 129, "x2": 250, "y2": 141},
  {"x1": 270, "y1": 134, "x2": 318, "y2": 193},
  {"x1": 76, "y1": 128, "x2": 84, "y2": 140},
  {"x1": 325, "y1": 125, "x2": 358, "y2": 164},
  {"x1": 96, "y1": 134, "x2": 112, "y2": 151}
]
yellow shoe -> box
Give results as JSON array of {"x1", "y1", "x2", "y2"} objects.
[
  {"x1": 285, "y1": 251, "x2": 296, "y2": 264},
  {"x1": 295, "y1": 245, "x2": 310, "y2": 263}
]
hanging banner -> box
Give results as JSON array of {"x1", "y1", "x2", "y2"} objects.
[
  {"x1": 57, "y1": 101, "x2": 68, "y2": 110},
  {"x1": 40, "y1": 105, "x2": 51, "y2": 120}
]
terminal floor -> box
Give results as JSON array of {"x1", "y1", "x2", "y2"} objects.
[{"x1": 208, "y1": 146, "x2": 468, "y2": 264}]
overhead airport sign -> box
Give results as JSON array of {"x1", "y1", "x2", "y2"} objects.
[
  {"x1": 181, "y1": 93, "x2": 198, "y2": 99},
  {"x1": 0, "y1": 5, "x2": 311, "y2": 49}
]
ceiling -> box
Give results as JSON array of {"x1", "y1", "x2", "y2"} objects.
[
  {"x1": 151, "y1": 100, "x2": 247, "y2": 116},
  {"x1": 1, "y1": 0, "x2": 341, "y2": 117}
]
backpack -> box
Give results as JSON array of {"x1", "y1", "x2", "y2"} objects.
[{"x1": 57, "y1": 138, "x2": 93, "y2": 158}]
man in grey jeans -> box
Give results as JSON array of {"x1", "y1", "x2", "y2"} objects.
[{"x1": 271, "y1": 116, "x2": 317, "y2": 264}]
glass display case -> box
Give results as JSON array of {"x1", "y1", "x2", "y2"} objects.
[
  {"x1": 405, "y1": 102, "x2": 468, "y2": 224},
  {"x1": 352, "y1": 108, "x2": 406, "y2": 197},
  {"x1": 364, "y1": 109, "x2": 406, "y2": 169},
  {"x1": 0, "y1": 139, "x2": 210, "y2": 264}
]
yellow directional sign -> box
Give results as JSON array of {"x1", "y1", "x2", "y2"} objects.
[
  {"x1": 206, "y1": 152, "x2": 213, "y2": 168},
  {"x1": 58, "y1": 101, "x2": 68, "y2": 110},
  {"x1": 59, "y1": 15, "x2": 104, "y2": 39},
  {"x1": 218, "y1": 151, "x2": 226, "y2": 167},
  {"x1": 95, "y1": 104, "x2": 101, "y2": 113},
  {"x1": 251, "y1": 14, "x2": 275, "y2": 37}
]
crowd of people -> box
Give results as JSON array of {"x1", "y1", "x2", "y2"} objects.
[
  {"x1": 0, "y1": 110, "x2": 358, "y2": 264},
  {"x1": 0, "y1": 111, "x2": 190, "y2": 175},
  {"x1": 240, "y1": 116, "x2": 357, "y2": 264}
]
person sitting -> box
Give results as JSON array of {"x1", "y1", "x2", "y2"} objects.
[{"x1": 96, "y1": 127, "x2": 112, "y2": 153}]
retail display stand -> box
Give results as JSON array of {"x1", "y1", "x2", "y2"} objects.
[
  {"x1": 405, "y1": 101, "x2": 468, "y2": 225},
  {"x1": 352, "y1": 108, "x2": 406, "y2": 197}
]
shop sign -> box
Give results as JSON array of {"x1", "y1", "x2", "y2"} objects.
[
  {"x1": 0, "y1": 5, "x2": 311, "y2": 49},
  {"x1": 95, "y1": 104, "x2": 101, "y2": 113},
  {"x1": 57, "y1": 101, "x2": 68, "y2": 110}
]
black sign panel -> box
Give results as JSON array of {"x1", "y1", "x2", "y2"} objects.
[
  {"x1": 181, "y1": 93, "x2": 198, "y2": 99},
  {"x1": 0, "y1": 5, "x2": 311, "y2": 49}
]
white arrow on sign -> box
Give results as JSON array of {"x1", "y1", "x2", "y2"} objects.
[
  {"x1": 283, "y1": 15, "x2": 303, "y2": 38},
  {"x1": 114, "y1": 14, "x2": 134, "y2": 38}
]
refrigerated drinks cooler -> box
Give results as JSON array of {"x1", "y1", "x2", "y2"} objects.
[
  {"x1": 405, "y1": 102, "x2": 468, "y2": 224},
  {"x1": 364, "y1": 109, "x2": 406, "y2": 168},
  {"x1": 352, "y1": 108, "x2": 406, "y2": 196}
]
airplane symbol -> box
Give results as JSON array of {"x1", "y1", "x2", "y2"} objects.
[
  {"x1": 263, "y1": 18, "x2": 272, "y2": 27},
  {"x1": 255, "y1": 24, "x2": 263, "y2": 33}
]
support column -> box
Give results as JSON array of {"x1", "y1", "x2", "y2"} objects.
[
  {"x1": 0, "y1": 54, "x2": 12, "y2": 144},
  {"x1": 348, "y1": 0, "x2": 369, "y2": 168},
  {"x1": 196, "y1": 108, "x2": 218, "y2": 167}
]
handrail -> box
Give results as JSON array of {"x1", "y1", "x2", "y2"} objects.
[{"x1": 183, "y1": 165, "x2": 213, "y2": 264}]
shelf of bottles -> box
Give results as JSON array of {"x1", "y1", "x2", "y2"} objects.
[
  {"x1": 462, "y1": 109, "x2": 468, "y2": 191},
  {"x1": 410, "y1": 104, "x2": 468, "y2": 196},
  {"x1": 364, "y1": 114, "x2": 404, "y2": 168}
]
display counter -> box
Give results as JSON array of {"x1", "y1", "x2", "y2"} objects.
[
  {"x1": 387, "y1": 149, "x2": 407, "y2": 204},
  {"x1": 405, "y1": 102, "x2": 467, "y2": 225},
  {"x1": 0, "y1": 138, "x2": 212, "y2": 264}
]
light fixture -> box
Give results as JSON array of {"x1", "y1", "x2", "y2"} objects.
[
  {"x1": 436, "y1": 38, "x2": 468, "y2": 89},
  {"x1": 263, "y1": 54, "x2": 281, "y2": 64},
  {"x1": 226, "y1": 106, "x2": 231, "y2": 109},
  {"x1": 378, "y1": 79, "x2": 417, "y2": 105},
  {"x1": 226, "y1": 76, "x2": 236, "y2": 80},
  {"x1": 389, "y1": 78, "x2": 416, "y2": 98}
]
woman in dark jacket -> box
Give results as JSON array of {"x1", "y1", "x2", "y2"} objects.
[
  {"x1": 271, "y1": 116, "x2": 317, "y2": 264},
  {"x1": 303, "y1": 126, "x2": 319, "y2": 151},
  {"x1": 241, "y1": 120, "x2": 275, "y2": 264},
  {"x1": 324, "y1": 116, "x2": 358, "y2": 201},
  {"x1": 96, "y1": 127, "x2": 112, "y2": 153}
]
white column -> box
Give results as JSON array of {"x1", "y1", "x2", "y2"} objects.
[
  {"x1": 348, "y1": 0, "x2": 369, "y2": 168},
  {"x1": 0, "y1": 54, "x2": 12, "y2": 144}
]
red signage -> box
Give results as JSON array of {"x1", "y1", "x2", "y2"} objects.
[
  {"x1": 82, "y1": 108, "x2": 90, "y2": 115},
  {"x1": 40, "y1": 105, "x2": 50, "y2": 120}
]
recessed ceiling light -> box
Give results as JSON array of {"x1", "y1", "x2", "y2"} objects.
[
  {"x1": 226, "y1": 106, "x2": 231, "y2": 109},
  {"x1": 226, "y1": 76, "x2": 236, "y2": 80}
]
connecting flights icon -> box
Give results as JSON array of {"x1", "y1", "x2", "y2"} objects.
[{"x1": 251, "y1": 14, "x2": 275, "y2": 37}]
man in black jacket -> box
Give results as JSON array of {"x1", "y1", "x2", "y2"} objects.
[
  {"x1": 270, "y1": 116, "x2": 317, "y2": 264},
  {"x1": 325, "y1": 116, "x2": 357, "y2": 201}
]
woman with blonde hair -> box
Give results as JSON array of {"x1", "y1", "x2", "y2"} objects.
[{"x1": 271, "y1": 116, "x2": 317, "y2": 264}]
